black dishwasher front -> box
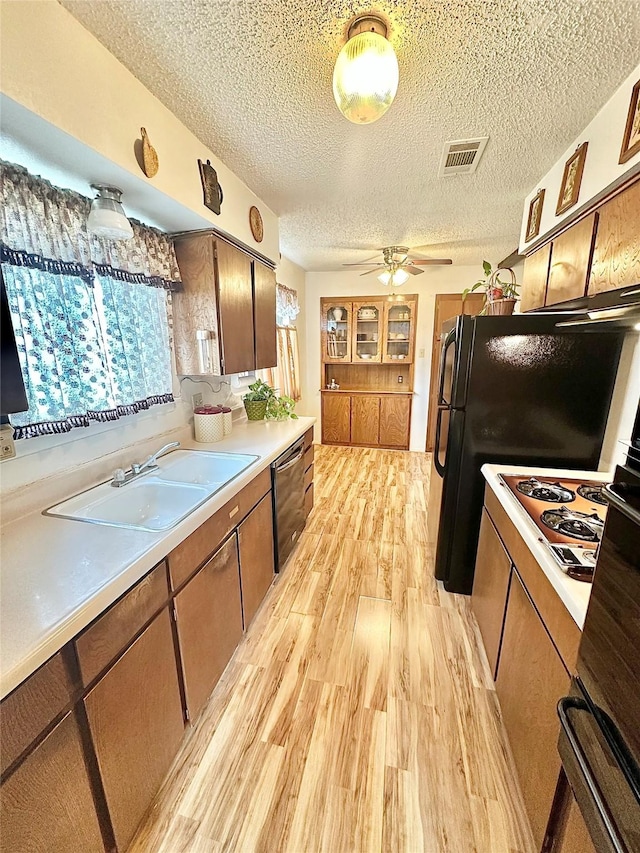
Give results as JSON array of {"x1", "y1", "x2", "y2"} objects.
[{"x1": 271, "y1": 438, "x2": 306, "y2": 571}]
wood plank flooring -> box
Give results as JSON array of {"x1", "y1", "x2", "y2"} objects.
[{"x1": 129, "y1": 445, "x2": 534, "y2": 853}]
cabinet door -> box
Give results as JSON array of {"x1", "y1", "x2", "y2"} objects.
[
  {"x1": 495, "y1": 569, "x2": 570, "y2": 849},
  {"x1": 471, "y1": 509, "x2": 511, "y2": 677},
  {"x1": 352, "y1": 300, "x2": 384, "y2": 362},
  {"x1": 174, "y1": 536, "x2": 243, "y2": 722},
  {"x1": 253, "y1": 261, "x2": 277, "y2": 369},
  {"x1": 238, "y1": 492, "x2": 275, "y2": 629},
  {"x1": 321, "y1": 393, "x2": 351, "y2": 444},
  {"x1": 588, "y1": 180, "x2": 640, "y2": 295},
  {"x1": 85, "y1": 608, "x2": 184, "y2": 852},
  {"x1": 0, "y1": 711, "x2": 104, "y2": 853},
  {"x1": 379, "y1": 395, "x2": 411, "y2": 449},
  {"x1": 520, "y1": 243, "x2": 552, "y2": 312},
  {"x1": 215, "y1": 240, "x2": 254, "y2": 374},
  {"x1": 351, "y1": 394, "x2": 380, "y2": 446},
  {"x1": 382, "y1": 299, "x2": 416, "y2": 364},
  {"x1": 546, "y1": 213, "x2": 597, "y2": 306},
  {"x1": 321, "y1": 300, "x2": 352, "y2": 362}
]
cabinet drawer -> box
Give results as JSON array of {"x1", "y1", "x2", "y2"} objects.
[
  {"x1": 304, "y1": 443, "x2": 314, "y2": 472},
  {"x1": 303, "y1": 427, "x2": 314, "y2": 451},
  {"x1": 1, "y1": 649, "x2": 75, "y2": 776},
  {"x1": 75, "y1": 561, "x2": 169, "y2": 686},
  {"x1": 168, "y1": 468, "x2": 271, "y2": 590},
  {"x1": 304, "y1": 463, "x2": 314, "y2": 492}
]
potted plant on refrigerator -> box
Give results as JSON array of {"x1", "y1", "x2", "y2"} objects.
[{"x1": 463, "y1": 261, "x2": 520, "y2": 315}]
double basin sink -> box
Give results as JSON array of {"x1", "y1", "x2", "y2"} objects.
[{"x1": 46, "y1": 450, "x2": 258, "y2": 533}]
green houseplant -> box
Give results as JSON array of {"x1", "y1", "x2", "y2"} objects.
[
  {"x1": 463, "y1": 261, "x2": 520, "y2": 315},
  {"x1": 266, "y1": 395, "x2": 298, "y2": 421},
  {"x1": 242, "y1": 379, "x2": 298, "y2": 421}
]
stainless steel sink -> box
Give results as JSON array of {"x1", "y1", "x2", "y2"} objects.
[{"x1": 45, "y1": 450, "x2": 258, "y2": 532}]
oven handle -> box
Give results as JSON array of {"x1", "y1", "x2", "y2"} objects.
[
  {"x1": 558, "y1": 696, "x2": 626, "y2": 853},
  {"x1": 604, "y1": 483, "x2": 640, "y2": 526}
]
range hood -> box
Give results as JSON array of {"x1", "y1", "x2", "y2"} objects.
[{"x1": 535, "y1": 283, "x2": 640, "y2": 331}]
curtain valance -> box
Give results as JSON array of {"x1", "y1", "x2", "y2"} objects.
[
  {"x1": 276, "y1": 283, "x2": 300, "y2": 325},
  {"x1": 0, "y1": 160, "x2": 182, "y2": 291}
]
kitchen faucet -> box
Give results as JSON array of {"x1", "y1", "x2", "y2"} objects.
[{"x1": 111, "y1": 441, "x2": 181, "y2": 487}]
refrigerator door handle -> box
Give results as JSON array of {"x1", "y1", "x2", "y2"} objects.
[
  {"x1": 434, "y1": 405, "x2": 449, "y2": 477},
  {"x1": 438, "y1": 327, "x2": 457, "y2": 406}
]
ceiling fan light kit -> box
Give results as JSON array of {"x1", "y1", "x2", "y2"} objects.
[
  {"x1": 333, "y1": 14, "x2": 399, "y2": 125},
  {"x1": 378, "y1": 268, "x2": 409, "y2": 286}
]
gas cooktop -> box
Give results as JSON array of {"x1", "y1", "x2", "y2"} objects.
[{"x1": 498, "y1": 475, "x2": 610, "y2": 581}]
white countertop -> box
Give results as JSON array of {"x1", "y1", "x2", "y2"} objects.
[
  {"x1": 481, "y1": 463, "x2": 611, "y2": 630},
  {"x1": 0, "y1": 417, "x2": 315, "y2": 700}
]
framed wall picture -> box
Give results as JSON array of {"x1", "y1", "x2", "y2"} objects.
[
  {"x1": 556, "y1": 141, "x2": 588, "y2": 215},
  {"x1": 525, "y1": 188, "x2": 545, "y2": 242},
  {"x1": 619, "y1": 79, "x2": 640, "y2": 165}
]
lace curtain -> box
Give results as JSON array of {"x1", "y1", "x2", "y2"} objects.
[
  {"x1": 0, "y1": 160, "x2": 179, "y2": 439},
  {"x1": 276, "y1": 283, "x2": 300, "y2": 326}
]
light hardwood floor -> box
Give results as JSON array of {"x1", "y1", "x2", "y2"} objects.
[{"x1": 129, "y1": 445, "x2": 535, "y2": 853}]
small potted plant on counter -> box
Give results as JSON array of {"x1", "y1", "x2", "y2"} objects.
[
  {"x1": 267, "y1": 394, "x2": 298, "y2": 421},
  {"x1": 242, "y1": 379, "x2": 298, "y2": 421},
  {"x1": 463, "y1": 261, "x2": 520, "y2": 315}
]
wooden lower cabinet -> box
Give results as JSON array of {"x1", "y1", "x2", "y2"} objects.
[
  {"x1": 379, "y1": 395, "x2": 411, "y2": 448},
  {"x1": 84, "y1": 608, "x2": 184, "y2": 852},
  {"x1": 471, "y1": 509, "x2": 511, "y2": 677},
  {"x1": 0, "y1": 711, "x2": 104, "y2": 853},
  {"x1": 321, "y1": 392, "x2": 351, "y2": 444},
  {"x1": 496, "y1": 570, "x2": 570, "y2": 849},
  {"x1": 174, "y1": 536, "x2": 244, "y2": 723},
  {"x1": 351, "y1": 394, "x2": 380, "y2": 445},
  {"x1": 238, "y1": 493, "x2": 275, "y2": 629}
]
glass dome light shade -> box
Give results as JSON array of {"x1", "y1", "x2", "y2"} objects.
[
  {"x1": 333, "y1": 31, "x2": 399, "y2": 125},
  {"x1": 87, "y1": 185, "x2": 133, "y2": 241},
  {"x1": 378, "y1": 268, "x2": 409, "y2": 286}
]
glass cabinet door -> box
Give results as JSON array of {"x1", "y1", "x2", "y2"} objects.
[
  {"x1": 352, "y1": 301, "x2": 383, "y2": 362},
  {"x1": 383, "y1": 301, "x2": 415, "y2": 363},
  {"x1": 323, "y1": 302, "x2": 351, "y2": 361}
]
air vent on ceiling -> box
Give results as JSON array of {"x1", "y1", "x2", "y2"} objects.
[{"x1": 438, "y1": 137, "x2": 489, "y2": 177}]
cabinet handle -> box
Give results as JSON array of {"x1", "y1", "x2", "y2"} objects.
[{"x1": 229, "y1": 505, "x2": 240, "y2": 519}]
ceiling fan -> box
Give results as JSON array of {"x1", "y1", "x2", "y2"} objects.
[{"x1": 343, "y1": 246, "x2": 452, "y2": 286}]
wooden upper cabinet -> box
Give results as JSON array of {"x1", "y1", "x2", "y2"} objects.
[
  {"x1": 84, "y1": 608, "x2": 184, "y2": 852},
  {"x1": 351, "y1": 394, "x2": 380, "y2": 445},
  {"x1": 352, "y1": 300, "x2": 384, "y2": 363},
  {"x1": 0, "y1": 711, "x2": 104, "y2": 853},
  {"x1": 237, "y1": 493, "x2": 275, "y2": 629},
  {"x1": 174, "y1": 536, "x2": 244, "y2": 723},
  {"x1": 382, "y1": 298, "x2": 416, "y2": 364},
  {"x1": 496, "y1": 569, "x2": 570, "y2": 849},
  {"x1": 471, "y1": 508, "x2": 512, "y2": 678},
  {"x1": 588, "y1": 180, "x2": 640, "y2": 295},
  {"x1": 321, "y1": 392, "x2": 351, "y2": 443},
  {"x1": 322, "y1": 300, "x2": 352, "y2": 362},
  {"x1": 520, "y1": 243, "x2": 552, "y2": 312},
  {"x1": 253, "y1": 261, "x2": 277, "y2": 369},
  {"x1": 545, "y1": 213, "x2": 597, "y2": 306},
  {"x1": 379, "y1": 395, "x2": 411, "y2": 449},
  {"x1": 215, "y1": 239, "x2": 254, "y2": 375}
]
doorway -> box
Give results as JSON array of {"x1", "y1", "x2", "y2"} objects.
[{"x1": 425, "y1": 293, "x2": 484, "y2": 452}]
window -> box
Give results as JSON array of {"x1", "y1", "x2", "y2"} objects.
[
  {"x1": 257, "y1": 284, "x2": 301, "y2": 400},
  {"x1": 0, "y1": 160, "x2": 181, "y2": 439}
]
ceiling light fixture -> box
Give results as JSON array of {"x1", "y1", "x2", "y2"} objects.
[
  {"x1": 87, "y1": 185, "x2": 134, "y2": 241},
  {"x1": 378, "y1": 267, "x2": 409, "y2": 287},
  {"x1": 332, "y1": 14, "x2": 399, "y2": 125}
]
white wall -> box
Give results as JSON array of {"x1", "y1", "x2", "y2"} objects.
[
  {"x1": 276, "y1": 256, "x2": 308, "y2": 415},
  {"x1": 0, "y1": 0, "x2": 279, "y2": 260},
  {"x1": 304, "y1": 266, "x2": 484, "y2": 451},
  {"x1": 519, "y1": 63, "x2": 640, "y2": 251}
]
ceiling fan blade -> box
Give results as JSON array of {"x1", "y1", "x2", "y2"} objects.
[
  {"x1": 342, "y1": 262, "x2": 384, "y2": 268},
  {"x1": 401, "y1": 265, "x2": 424, "y2": 276},
  {"x1": 408, "y1": 258, "x2": 453, "y2": 265},
  {"x1": 360, "y1": 268, "x2": 381, "y2": 276}
]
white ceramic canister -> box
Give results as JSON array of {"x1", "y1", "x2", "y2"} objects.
[
  {"x1": 194, "y1": 406, "x2": 224, "y2": 442},
  {"x1": 221, "y1": 405, "x2": 233, "y2": 436}
]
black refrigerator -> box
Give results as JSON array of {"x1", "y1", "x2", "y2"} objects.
[{"x1": 432, "y1": 312, "x2": 623, "y2": 594}]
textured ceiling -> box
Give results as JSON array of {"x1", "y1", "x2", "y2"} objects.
[{"x1": 61, "y1": 0, "x2": 640, "y2": 271}]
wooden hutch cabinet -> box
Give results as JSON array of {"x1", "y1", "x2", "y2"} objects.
[{"x1": 321, "y1": 295, "x2": 417, "y2": 450}]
